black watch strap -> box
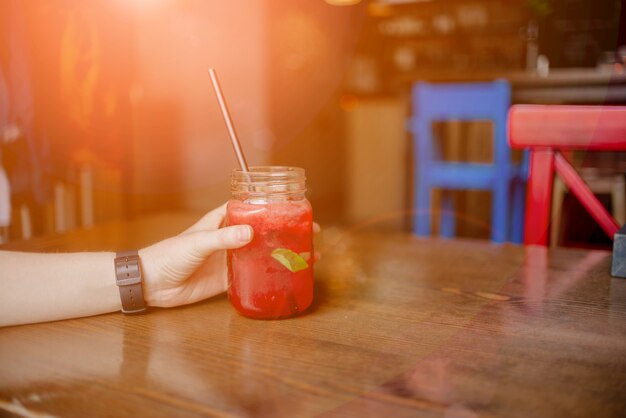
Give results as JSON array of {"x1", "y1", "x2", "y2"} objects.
[{"x1": 114, "y1": 250, "x2": 147, "y2": 314}]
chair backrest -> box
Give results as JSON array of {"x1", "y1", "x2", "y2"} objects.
[{"x1": 410, "y1": 80, "x2": 511, "y2": 166}]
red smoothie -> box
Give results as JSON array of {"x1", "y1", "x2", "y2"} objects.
[{"x1": 226, "y1": 199, "x2": 314, "y2": 319}]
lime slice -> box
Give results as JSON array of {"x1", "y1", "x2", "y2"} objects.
[
  {"x1": 271, "y1": 248, "x2": 309, "y2": 272},
  {"x1": 299, "y1": 252, "x2": 311, "y2": 261}
]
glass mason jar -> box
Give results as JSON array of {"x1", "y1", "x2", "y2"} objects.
[{"x1": 226, "y1": 166, "x2": 314, "y2": 319}]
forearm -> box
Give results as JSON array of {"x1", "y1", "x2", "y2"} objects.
[{"x1": 0, "y1": 251, "x2": 122, "y2": 327}]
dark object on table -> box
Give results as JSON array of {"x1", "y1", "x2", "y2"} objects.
[{"x1": 611, "y1": 223, "x2": 626, "y2": 278}]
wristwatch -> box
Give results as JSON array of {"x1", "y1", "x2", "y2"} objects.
[{"x1": 114, "y1": 251, "x2": 147, "y2": 314}]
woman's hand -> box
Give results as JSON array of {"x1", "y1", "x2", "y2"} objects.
[
  {"x1": 0, "y1": 203, "x2": 321, "y2": 326},
  {"x1": 139, "y1": 204, "x2": 252, "y2": 308}
]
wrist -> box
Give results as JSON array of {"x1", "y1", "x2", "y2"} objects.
[
  {"x1": 114, "y1": 251, "x2": 148, "y2": 314},
  {"x1": 138, "y1": 246, "x2": 160, "y2": 307}
]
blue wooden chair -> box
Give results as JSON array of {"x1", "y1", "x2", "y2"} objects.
[{"x1": 408, "y1": 80, "x2": 527, "y2": 243}]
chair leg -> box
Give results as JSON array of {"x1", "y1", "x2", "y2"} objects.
[
  {"x1": 511, "y1": 178, "x2": 525, "y2": 244},
  {"x1": 54, "y1": 181, "x2": 67, "y2": 234},
  {"x1": 440, "y1": 190, "x2": 455, "y2": 238},
  {"x1": 612, "y1": 174, "x2": 625, "y2": 226},
  {"x1": 525, "y1": 149, "x2": 555, "y2": 246},
  {"x1": 20, "y1": 204, "x2": 32, "y2": 240},
  {"x1": 0, "y1": 165, "x2": 10, "y2": 243},
  {"x1": 492, "y1": 177, "x2": 508, "y2": 244},
  {"x1": 554, "y1": 152, "x2": 619, "y2": 239},
  {"x1": 415, "y1": 181, "x2": 432, "y2": 236},
  {"x1": 550, "y1": 176, "x2": 566, "y2": 247},
  {"x1": 79, "y1": 166, "x2": 94, "y2": 228}
]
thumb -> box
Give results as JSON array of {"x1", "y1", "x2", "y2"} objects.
[{"x1": 184, "y1": 224, "x2": 253, "y2": 260}]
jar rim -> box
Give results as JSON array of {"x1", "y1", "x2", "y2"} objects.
[
  {"x1": 231, "y1": 166, "x2": 306, "y2": 199},
  {"x1": 232, "y1": 166, "x2": 304, "y2": 177}
]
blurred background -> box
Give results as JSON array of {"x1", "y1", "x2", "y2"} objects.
[{"x1": 1, "y1": 0, "x2": 625, "y2": 247}]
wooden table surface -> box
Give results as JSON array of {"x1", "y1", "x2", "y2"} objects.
[{"x1": 1, "y1": 212, "x2": 626, "y2": 417}]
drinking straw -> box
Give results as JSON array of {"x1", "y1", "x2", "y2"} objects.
[{"x1": 208, "y1": 68, "x2": 249, "y2": 172}]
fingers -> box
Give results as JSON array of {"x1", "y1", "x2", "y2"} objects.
[
  {"x1": 188, "y1": 225, "x2": 253, "y2": 259},
  {"x1": 183, "y1": 203, "x2": 228, "y2": 234},
  {"x1": 313, "y1": 223, "x2": 321, "y2": 261}
]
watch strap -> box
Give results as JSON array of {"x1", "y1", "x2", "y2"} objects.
[{"x1": 114, "y1": 250, "x2": 147, "y2": 314}]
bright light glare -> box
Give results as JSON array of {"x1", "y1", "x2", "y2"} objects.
[{"x1": 325, "y1": 0, "x2": 362, "y2": 6}]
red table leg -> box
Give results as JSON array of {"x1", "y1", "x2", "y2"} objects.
[
  {"x1": 554, "y1": 152, "x2": 620, "y2": 239},
  {"x1": 525, "y1": 149, "x2": 555, "y2": 246}
]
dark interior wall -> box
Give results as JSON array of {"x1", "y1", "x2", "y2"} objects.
[
  {"x1": 538, "y1": 0, "x2": 624, "y2": 67},
  {"x1": 1, "y1": 0, "x2": 133, "y2": 235}
]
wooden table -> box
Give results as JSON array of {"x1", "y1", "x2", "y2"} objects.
[{"x1": 1, "y1": 212, "x2": 625, "y2": 417}]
